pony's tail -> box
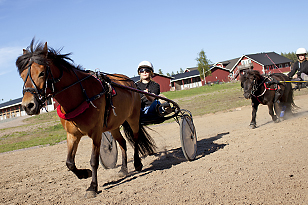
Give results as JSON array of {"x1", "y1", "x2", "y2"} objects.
[
  {"x1": 122, "y1": 121, "x2": 156, "y2": 156},
  {"x1": 287, "y1": 86, "x2": 299, "y2": 112}
]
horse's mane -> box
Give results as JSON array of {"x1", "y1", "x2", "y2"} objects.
[
  {"x1": 16, "y1": 38, "x2": 82, "y2": 74},
  {"x1": 240, "y1": 69, "x2": 262, "y2": 82}
]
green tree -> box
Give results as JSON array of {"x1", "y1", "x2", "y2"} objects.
[
  {"x1": 166, "y1": 72, "x2": 170, "y2": 77},
  {"x1": 196, "y1": 49, "x2": 211, "y2": 81},
  {"x1": 158, "y1": 69, "x2": 163, "y2": 75},
  {"x1": 281, "y1": 52, "x2": 297, "y2": 63},
  {"x1": 171, "y1": 71, "x2": 175, "y2": 76},
  {"x1": 179, "y1": 68, "x2": 184, "y2": 73}
]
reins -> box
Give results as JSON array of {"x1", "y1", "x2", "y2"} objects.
[
  {"x1": 55, "y1": 71, "x2": 108, "y2": 120},
  {"x1": 110, "y1": 81, "x2": 181, "y2": 111}
]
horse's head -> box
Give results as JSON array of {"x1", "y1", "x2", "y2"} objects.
[
  {"x1": 240, "y1": 70, "x2": 261, "y2": 99},
  {"x1": 16, "y1": 39, "x2": 63, "y2": 115}
]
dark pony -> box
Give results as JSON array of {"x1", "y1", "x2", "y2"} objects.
[
  {"x1": 240, "y1": 69, "x2": 295, "y2": 128},
  {"x1": 16, "y1": 39, "x2": 156, "y2": 198}
]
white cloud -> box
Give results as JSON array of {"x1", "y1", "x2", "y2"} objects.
[{"x1": 0, "y1": 47, "x2": 22, "y2": 75}]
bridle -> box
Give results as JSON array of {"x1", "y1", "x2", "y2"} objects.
[
  {"x1": 243, "y1": 74, "x2": 266, "y2": 98},
  {"x1": 22, "y1": 59, "x2": 63, "y2": 109},
  {"x1": 22, "y1": 59, "x2": 103, "y2": 112}
]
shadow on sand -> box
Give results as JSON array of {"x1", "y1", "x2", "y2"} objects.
[{"x1": 102, "y1": 132, "x2": 229, "y2": 189}]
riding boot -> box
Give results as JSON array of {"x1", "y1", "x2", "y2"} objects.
[{"x1": 157, "y1": 102, "x2": 172, "y2": 117}]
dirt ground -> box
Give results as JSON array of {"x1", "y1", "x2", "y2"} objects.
[{"x1": 0, "y1": 94, "x2": 308, "y2": 204}]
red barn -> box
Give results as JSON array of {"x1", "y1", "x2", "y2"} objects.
[
  {"x1": 230, "y1": 52, "x2": 292, "y2": 80},
  {"x1": 206, "y1": 57, "x2": 240, "y2": 83}
]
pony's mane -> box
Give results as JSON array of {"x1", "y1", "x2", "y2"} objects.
[
  {"x1": 240, "y1": 69, "x2": 262, "y2": 82},
  {"x1": 16, "y1": 39, "x2": 82, "y2": 74},
  {"x1": 246, "y1": 69, "x2": 261, "y2": 77}
]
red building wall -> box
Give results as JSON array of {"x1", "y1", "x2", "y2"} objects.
[
  {"x1": 264, "y1": 65, "x2": 291, "y2": 74},
  {"x1": 152, "y1": 75, "x2": 171, "y2": 92},
  {"x1": 205, "y1": 68, "x2": 230, "y2": 83}
]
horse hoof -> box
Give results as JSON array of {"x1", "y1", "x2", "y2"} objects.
[
  {"x1": 85, "y1": 190, "x2": 97, "y2": 198},
  {"x1": 249, "y1": 124, "x2": 256, "y2": 129},
  {"x1": 77, "y1": 169, "x2": 92, "y2": 179},
  {"x1": 135, "y1": 163, "x2": 143, "y2": 172},
  {"x1": 118, "y1": 168, "x2": 128, "y2": 177},
  {"x1": 274, "y1": 118, "x2": 281, "y2": 123}
]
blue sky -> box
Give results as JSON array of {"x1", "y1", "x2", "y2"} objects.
[{"x1": 0, "y1": 0, "x2": 307, "y2": 102}]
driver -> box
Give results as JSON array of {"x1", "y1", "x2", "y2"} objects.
[
  {"x1": 287, "y1": 48, "x2": 308, "y2": 88},
  {"x1": 135, "y1": 61, "x2": 170, "y2": 118}
]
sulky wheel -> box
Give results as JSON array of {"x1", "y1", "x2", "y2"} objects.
[
  {"x1": 180, "y1": 113, "x2": 197, "y2": 161},
  {"x1": 99, "y1": 131, "x2": 118, "y2": 169}
]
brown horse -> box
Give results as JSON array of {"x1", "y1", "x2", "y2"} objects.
[
  {"x1": 16, "y1": 39, "x2": 156, "y2": 198},
  {"x1": 240, "y1": 70, "x2": 295, "y2": 129}
]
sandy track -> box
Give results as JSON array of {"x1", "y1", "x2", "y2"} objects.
[{"x1": 0, "y1": 95, "x2": 308, "y2": 204}]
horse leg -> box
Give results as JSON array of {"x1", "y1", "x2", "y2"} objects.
[
  {"x1": 111, "y1": 129, "x2": 128, "y2": 177},
  {"x1": 268, "y1": 102, "x2": 279, "y2": 123},
  {"x1": 85, "y1": 133, "x2": 102, "y2": 198},
  {"x1": 250, "y1": 102, "x2": 259, "y2": 129},
  {"x1": 66, "y1": 133, "x2": 92, "y2": 179},
  {"x1": 133, "y1": 133, "x2": 143, "y2": 171},
  {"x1": 274, "y1": 102, "x2": 286, "y2": 120}
]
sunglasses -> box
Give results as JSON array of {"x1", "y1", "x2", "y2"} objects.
[{"x1": 139, "y1": 68, "x2": 151, "y2": 73}]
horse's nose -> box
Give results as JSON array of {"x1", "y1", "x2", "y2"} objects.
[
  {"x1": 23, "y1": 102, "x2": 35, "y2": 111},
  {"x1": 243, "y1": 92, "x2": 251, "y2": 99},
  {"x1": 22, "y1": 99, "x2": 39, "y2": 115}
]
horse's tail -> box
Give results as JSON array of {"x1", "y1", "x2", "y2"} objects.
[{"x1": 122, "y1": 121, "x2": 156, "y2": 156}]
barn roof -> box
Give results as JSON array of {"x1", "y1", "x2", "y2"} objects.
[
  {"x1": 0, "y1": 97, "x2": 22, "y2": 109},
  {"x1": 171, "y1": 69, "x2": 200, "y2": 81},
  {"x1": 245, "y1": 52, "x2": 291, "y2": 66},
  {"x1": 212, "y1": 57, "x2": 240, "y2": 72}
]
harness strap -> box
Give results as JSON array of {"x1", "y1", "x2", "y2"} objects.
[
  {"x1": 252, "y1": 80, "x2": 281, "y2": 104},
  {"x1": 264, "y1": 82, "x2": 280, "y2": 91},
  {"x1": 57, "y1": 74, "x2": 108, "y2": 120}
]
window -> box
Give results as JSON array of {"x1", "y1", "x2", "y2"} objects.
[
  {"x1": 241, "y1": 59, "x2": 251, "y2": 65},
  {"x1": 192, "y1": 76, "x2": 201, "y2": 83}
]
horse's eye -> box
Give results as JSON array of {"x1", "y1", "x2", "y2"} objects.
[{"x1": 38, "y1": 71, "x2": 45, "y2": 78}]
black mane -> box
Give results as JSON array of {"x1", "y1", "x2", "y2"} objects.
[
  {"x1": 16, "y1": 39, "x2": 81, "y2": 74},
  {"x1": 240, "y1": 69, "x2": 262, "y2": 82}
]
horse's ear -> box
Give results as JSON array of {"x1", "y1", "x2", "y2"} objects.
[
  {"x1": 23, "y1": 49, "x2": 28, "y2": 55},
  {"x1": 43, "y1": 42, "x2": 48, "y2": 57}
]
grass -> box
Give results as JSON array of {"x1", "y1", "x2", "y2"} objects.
[
  {"x1": 163, "y1": 82, "x2": 251, "y2": 116},
  {"x1": 1, "y1": 81, "x2": 308, "y2": 153},
  {"x1": 0, "y1": 122, "x2": 66, "y2": 153}
]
